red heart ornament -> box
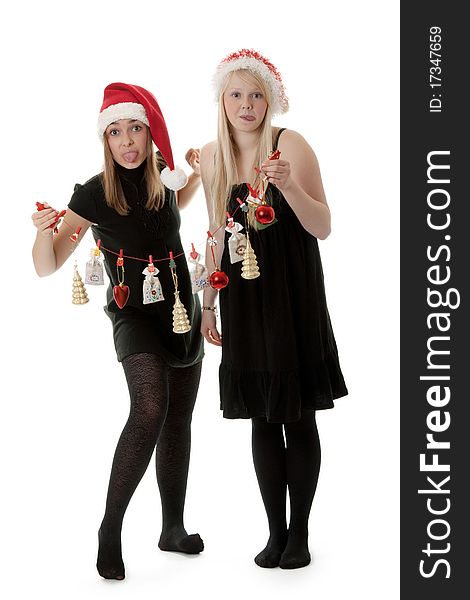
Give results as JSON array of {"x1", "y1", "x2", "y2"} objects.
[{"x1": 113, "y1": 284, "x2": 130, "y2": 309}]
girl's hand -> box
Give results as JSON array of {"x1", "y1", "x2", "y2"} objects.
[
  {"x1": 261, "y1": 158, "x2": 291, "y2": 191},
  {"x1": 31, "y1": 203, "x2": 59, "y2": 237},
  {"x1": 185, "y1": 148, "x2": 201, "y2": 176},
  {"x1": 201, "y1": 309, "x2": 222, "y2": 346}
]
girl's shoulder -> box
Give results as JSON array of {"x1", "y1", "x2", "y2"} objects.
[
  {"x1": 68, "y1": 173, "x2": 104, "y2": 224},
  {"x1": 200, "y1": 140, "x2": 217, "y2": 161},
  {"x1": 277, "y1": 129, "x2": 318, "y2": 166},
  {"x1": 276, "y1": 128, "x2": 311, "y2": 151},
  {"x1": 74, "y1": 173, "x2": 103, "y2": 195},
  {"x1": 200, "y1": 140, "x2": 217, "y2": 178}
]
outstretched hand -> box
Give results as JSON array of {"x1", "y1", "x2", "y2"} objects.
[{"x1": 185, "y1": 148, "x2": 201, "y2": 176}]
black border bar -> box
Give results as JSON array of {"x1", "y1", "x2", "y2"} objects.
[{"x1": 401, "y1": 3, "x2": 468, "y2": 597}]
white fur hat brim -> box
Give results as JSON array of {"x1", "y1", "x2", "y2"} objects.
[{"x1": 98, "y1": 102, "x2": 149, "y2": 138}]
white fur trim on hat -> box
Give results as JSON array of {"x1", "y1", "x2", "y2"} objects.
[
  {"x1": 213, "y1": 51, "x2": 288, "y2": 116},
  {"x1": 98, "y1": 102, "x2": 149, "y2": 138},
  {"x1": 160, "y1": 165, "x2": 188, "y2": 191}
]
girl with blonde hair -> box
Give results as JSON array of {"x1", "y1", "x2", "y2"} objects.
[{"x1": 200, "y1": 50, "x2": 348, "y2": 569}]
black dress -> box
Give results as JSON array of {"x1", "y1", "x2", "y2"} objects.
[
  {"x1": 219, "y1": 130, "x2": 347, "y2": 423},
  {"x1": 68, "y1": 159, "x2": 203, "y2": 367}
]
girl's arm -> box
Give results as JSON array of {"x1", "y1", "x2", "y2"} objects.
[
  {"x1": 200, "y1": 142, "x2": 223, "y2": 346},
  {"x1": 32, "y1": 206, "x2": 92, "y2": 277},
  {"x1": 261, "y1": 129, "x2": 331, "y2": 239},
  {"x1": 176, "y1": 148, "x2": 202, "y2": 209}
]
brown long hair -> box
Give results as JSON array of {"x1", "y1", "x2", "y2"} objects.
[{"x1": 101, "y1": 131, "x2": 166, "y2": 215}]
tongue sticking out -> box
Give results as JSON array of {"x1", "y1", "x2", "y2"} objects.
[{"x1": 123, "y1": 152, "x2": 138, "y2": 163}]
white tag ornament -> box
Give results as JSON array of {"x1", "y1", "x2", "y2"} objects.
[
  {"x1": 188, "y1": 248, "x2": 209, "y2": 293},
  {"x1": 142, "y1": 258, "x2": 164, "y2": 304},
  {"x1": 225, "y1": 221, "x2": 247, "y2": 264},
  {"x1": 85, "y1": 247, "x2": 104, "y2": 285}
]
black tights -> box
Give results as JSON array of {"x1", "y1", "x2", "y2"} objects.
[
  {"x1": 97, "y1": 353, "x2": 202, "y2": 580},
  {"x1": 251, "y1": 410, "x2": 321, "y2": 569}
]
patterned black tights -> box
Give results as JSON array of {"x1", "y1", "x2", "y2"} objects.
[
  {"x1": 251, "y1": 410, "x2": 321, "y2": 569},
  {"x1": 97, "y1": 353, "x2": 202, "y2": 580}
]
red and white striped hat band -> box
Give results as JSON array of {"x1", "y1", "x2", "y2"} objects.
[{"x1": 213, "y1": 49, "x2": 289, "y2": 116}]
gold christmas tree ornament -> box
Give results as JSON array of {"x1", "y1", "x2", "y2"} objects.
[
  {"x1": 241, "y1": 235, "x2": 260, "y2": 280},
  {"x1": 72, "y1": 262, "x2": 89, "y2": 305},
  {"x1": 172, "y1": 291, "x2": 191, "y2": 334},
  {"x1": 169, "y1": 251, "x2": 191, "y2": 334}
]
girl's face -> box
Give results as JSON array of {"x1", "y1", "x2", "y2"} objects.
[
  {"x1": 105, "y1": 119, "x2": 149, "y2": 168},
  {"x1": 223, "y1": 72, "x2": 268, "y2": 133}
]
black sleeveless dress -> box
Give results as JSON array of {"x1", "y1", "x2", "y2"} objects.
[
  {"x1": 218, "y1": 130, "x2": 347, "y2": 422},
  {"x1": 68, "y1": 159, "x2": 203, "y2": 367}
]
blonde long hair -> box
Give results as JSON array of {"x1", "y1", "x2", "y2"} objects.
[
  {"x1": 211, "y1": 69, "x2": 275, "y2": 228},
  {"x1": 101, "y1": 131, "x2": 165, "y2": 215}
]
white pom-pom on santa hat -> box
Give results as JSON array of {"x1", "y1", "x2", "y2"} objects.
[
  {"x1": 98, "y1": 83, "x2": 188, "y2": 191},
  {"x1": 160, "y1": 165, "x2": 188, "y2": 191}
]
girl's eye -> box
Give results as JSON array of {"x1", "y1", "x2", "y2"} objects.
[
  {"x1": 132, "y1": 125, "x2": 142, "y2": 132},
  {"x1": 109, "y1": 129, "x2": 119, "y2": 136},
  {"x1": 231, "y1": 92, "x2": 240, "y2": 98},
  {"x1": 252, "y1": 93, "x2": 263, "y2": 99}
]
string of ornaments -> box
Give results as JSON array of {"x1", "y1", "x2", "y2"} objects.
[{"x1": 36, "y1": 149, "x2": 281, "y2": 334}]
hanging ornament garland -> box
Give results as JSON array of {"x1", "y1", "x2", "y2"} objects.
[
  {"x1": 38, "y1": 147, "x2": 284, "y2": 329},
  {"x1": 233, "y1": 147, "x2": 282, "y2": 279}
]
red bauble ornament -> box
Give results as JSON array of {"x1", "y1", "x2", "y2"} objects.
[
  {"x1": 209, "y1": 270, "x2": 229, "y2": 290},
  {"x1": 113, "y1": 284, "x2": 130, "y2": 309},
  {"x1": 255, "y1": 205, "x2": 275, "y2": 224}
]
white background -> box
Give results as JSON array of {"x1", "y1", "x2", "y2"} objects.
[{"x1": 1, "y1": 1, "x2": 399, "y2": 598}]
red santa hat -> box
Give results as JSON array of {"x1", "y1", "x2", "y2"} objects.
[
  {"x1": 213, "y1": 49, "x2": 289, "y2": 116},
  {"x1": 97, "y1": 82, "x2": 187, "y2": 191}
]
